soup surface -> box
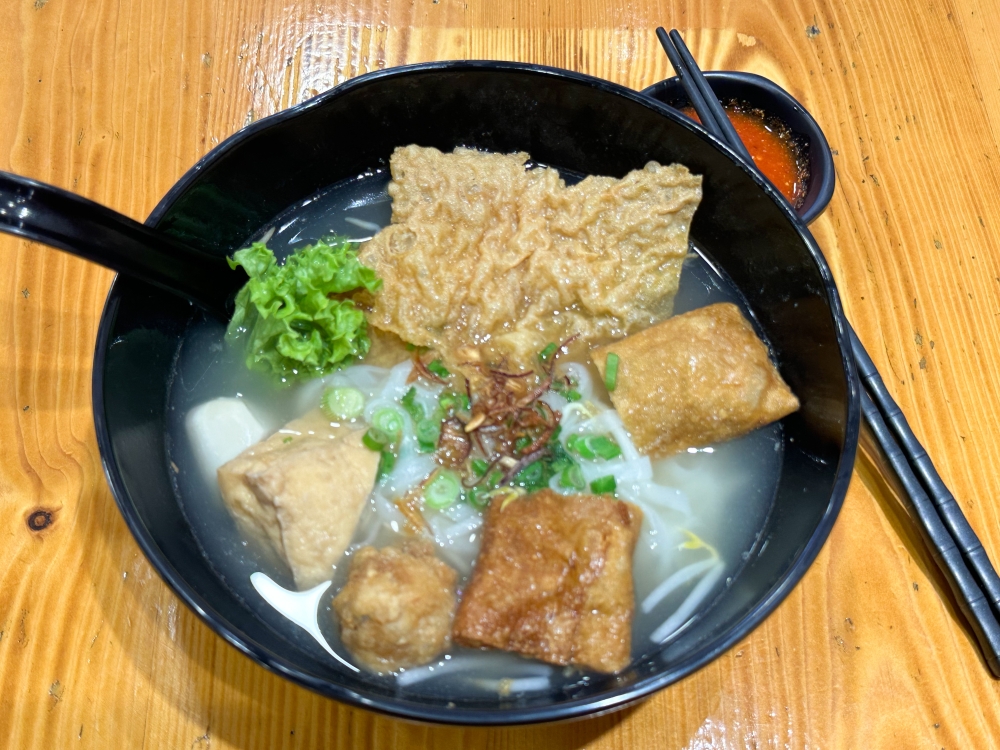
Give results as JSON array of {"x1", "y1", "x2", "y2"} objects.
[{"x1": 166, "y1": 163, "x2": 784, "y2": 698}]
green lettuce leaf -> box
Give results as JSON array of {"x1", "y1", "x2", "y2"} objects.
[{"x1": 226, "y1": 237, "x2": 381, "y2": 383}]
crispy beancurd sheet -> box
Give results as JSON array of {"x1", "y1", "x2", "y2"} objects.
[{"x1": 358, "y1": 146, "x2": 702, "y2": 373}]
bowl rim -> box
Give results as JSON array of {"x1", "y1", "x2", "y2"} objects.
[
  {"x1": 641, "y1": 70, "x2": 836, "y2": 224},
  {"x1": 91, "y1": 59, "x2": 860, "y2": 726}
]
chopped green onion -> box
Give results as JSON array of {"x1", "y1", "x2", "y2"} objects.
[
  {"x1": 567, "y1": 433, "x2": 621, "y2": 461},
  {"x1": 438, "y1": 392, "x2": 459, "y2": 413},
  {"x1": 415, "y1": 418, "x2": 441, "y2": 453},
  {"x1": 559, "y1": 463, "x2": 586, "y2": 490},
  {"x1": 604, "y1": 353, "x2": 620, "y2": 392},
  {"x1": 362, "y1": 428, "x2": 390, "y2": 451},
  {"x1": 400, "y1": 387, "x2": 425, "y2": 423},
  {"x1": 538, "y1": 342, "x2": 557, "y2": 363},
  {"x1": 467, "y1": 485, "x2": 490, "y2": 508},
  {"x1": 471, "y1": 458, "x2": 489, "y2": 477},
  {"x1": 427, "y1": 359, "x2": 450, "y2": 378},
  {"x1": 321, "y1": 386, "x2": 365, "y2": 420},
  {"x1": 376, "y1": 450, "x2": 395, "y2": 481},
  {"x1": 514, "y1": 460, "x2": 546, "y2": 490},
  {"x1": 548, "y1": 435, "x2": 571, "y2": 474},
  {"x1": 514, "y1": 435, "x2": 533, "y2": 453},
  {"x1": 405, "y1": 343, "x2": 416, "y2": 351},
  {"x1": 424, "y1": 469, "x2": 461, "y2": 509},
  {"x1": 371, "y1": 408, "x2": 404, "y2": 439},
  {"x1": 590, "y1": 475, "x2": 617, "y2": 494},
  {"x1": 438, "y1": 391, "x2": 470, "y2": 415},
  {"x1": 282, "y1": 436, "x2": 294, "y2": 444},
  {"x1": 486, "y1": 469, "x2": 504, "y2": 489},
  {"x1": 587, "y1": 435, "x2": 622, "y2": 460},
  {"x1": 566, "y1": 433, "x2": 596, "y2": 460},
  {"x1": 549, "y1": 457, "x2": 570, "y2": 474},
  {"x1": 564, "y1": 389, "x2": 582, "y2": 402}
]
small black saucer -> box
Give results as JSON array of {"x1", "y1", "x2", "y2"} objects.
[{"x1": 642, "y1": 71, "x2": 835, "y2": 224}]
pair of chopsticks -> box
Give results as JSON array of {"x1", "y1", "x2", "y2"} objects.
[{"x1": 655, "y1": 27, "x2": 1000, "y2": 676}]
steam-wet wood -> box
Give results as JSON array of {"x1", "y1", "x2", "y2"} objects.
[{"x1": 3, "y1": 0, "x2": 1000, "y2": 747}]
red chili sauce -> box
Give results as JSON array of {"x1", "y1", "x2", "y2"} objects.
[{"x1": 681, "y1": 102, "x2": 809, "y2": 207}]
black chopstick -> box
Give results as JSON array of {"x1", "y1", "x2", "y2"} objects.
[
  {"x1": 861, "y1": 390, "x2": 1000, "y2": 675},
  {"x1": 851, "y1": 327, "x2": 1000, "y2": 611},
  {"x1": 665, "y1": 30, "x2": 755, "y2": 165},
  {"x1": 654, "y1": 26, "x2": 1000, "y2": 672},
  {"x1": 655, "y1": 28, "x2": 725, "y2": 139}
]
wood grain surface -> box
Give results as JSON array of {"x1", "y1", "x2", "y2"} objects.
[{"x1": 3, "y1": 0, "x2": 1000, "y2": 747}]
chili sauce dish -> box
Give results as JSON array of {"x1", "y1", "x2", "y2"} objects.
[{"x1": 642, "y1": 70, "x2": 836, "y2": 224}]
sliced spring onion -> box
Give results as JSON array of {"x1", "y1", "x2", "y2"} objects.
[
  {"x1": 566, "y1": 434, "x2": 596, "y2": 460},
  {"x1": 415, "y1": 418, "x2": 441, "y2": 453},
  {"x1": 548, "y1": 454, "x2": 570, "y2": 474},
  {"x1": 587, "y1": 435, "x2": 622, "y2": 460},
  {"x1": 514, "y1": 435, "x2": 532, "y2": 453},
  {"x1": 427, "y1": 359, "x2": 450, "y2": 378},
  {"x1": 559, "y1": 463, "x2": 586, "y2": 490},
  {"x1": 590, "y1": 475, "x2": 617, "y2": 495},
  {"x1": 362, "y1": 427, "x2": 390, "y2": 452},
  {"x1": 424, "y1": 469, "x2": 462, "y2": 509},
  {"x1": 564, "y1": 389, "x2": 582, "y2": 402},
  {"x1": 514, "y1": 460, "x2": 545, "y2": 490},
  {"x1": 538, "y1": 342, "x2": 557, "y2": 363},
  {"x1": 438, "y1": 391, "x2": 470, "y2": 414},
  {"x1": 400, "y1": 386, "x2": 424, "y2": 423},
  {"x1": 321, "y1": 386, "x2": 365, "y2": 420},
  {"x1": 376, "y1": 450, "x2": 395, "y2": 481},
  {"x1": 604, "y1": 352, "x2": 620, "y2": 392},
  {"x1": 438, "y1": 392, "x2": 459, "y2": 413},
  {"x1": 467, "y1": 485, "x2": 490, "y2": 508},
  {"x1": 566, "y1": 433, "x2": 621, "y2": 461},
  {"x1": 471, "y1": 458, "x2": 489, "y2": 477},
  {"x1": 371, "y1": 407, "x2": 404, "y2": 439}
]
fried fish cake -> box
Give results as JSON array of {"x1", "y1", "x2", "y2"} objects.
[
  {"x1": 591, "y1": 302, "x2": 799, "y2": 458},
  {"x1": 452, "y1": 489, "x2": 642, "y2": 674}
]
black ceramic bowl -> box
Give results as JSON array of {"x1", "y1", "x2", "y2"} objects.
[
  {"x1": 642, "y1": 71, "x2": 836, "y2": 224},
  {"x1": 93, "y1": 61, "x2": 859, "y2": 725}
]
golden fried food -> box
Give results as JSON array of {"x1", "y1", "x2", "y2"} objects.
[
  {"x1": 358, "y1": 146, "x2": 702, "y2": 373},
  {"x1": 591, "y1": 302, "x2": 800, "y2": 458},
  {"x1": 218, "y1": 411, "x2": 378, "y2": 589},
  {"x1": 333, "y1": 539, "x2": 458, "y2": 673},
  {"x1": 452, "y1": 489, "x2": 642, "y2": 674}
]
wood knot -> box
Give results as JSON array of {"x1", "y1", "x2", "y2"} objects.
[{"x1": 26, "y1": 509, "x2": 54, "y2": 532}]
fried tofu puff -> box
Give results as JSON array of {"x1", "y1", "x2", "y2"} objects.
[{"x1": 592, "y1": 302, "x2": 799, "y2": 458}]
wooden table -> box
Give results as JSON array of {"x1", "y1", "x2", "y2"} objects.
[{"x1": 3, "y1": 0, "x2": 1000, "y2": 746}]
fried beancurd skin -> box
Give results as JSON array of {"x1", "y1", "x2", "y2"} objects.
[
  {"x1": 452, "y1": 490, "x2": 642, "y2": 674},
  {"x1": 591, "y1": 302, "x2": 800, "y2": 459},
  {"x1": 357, "y1": 146, "x2": 702, "y2": 373},
  {"x1": 333, "y1": 539, "x2": 458, "y2": 673}
]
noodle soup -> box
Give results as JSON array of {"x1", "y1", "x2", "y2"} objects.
[{"x1": 167, "y1": 157, "x2": 785, "y2": 697}]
